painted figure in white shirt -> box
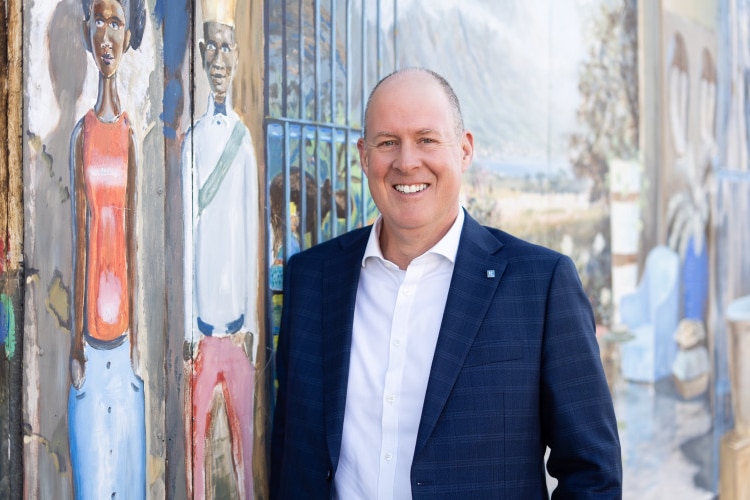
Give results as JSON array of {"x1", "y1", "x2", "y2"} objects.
[{"x1": 181, "y1": 0, "x2": 258, "y2": 497}]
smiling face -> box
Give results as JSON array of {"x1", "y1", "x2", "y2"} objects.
[
  {"x1": 84, "y1": 0, "x2": 130, "y2": 78},
  {"x1": 200, "y1": 22, "x2": 237, "y2": 103},
  {"x1": 358, "y1": 70, "x2": 473, "y2": 251}
]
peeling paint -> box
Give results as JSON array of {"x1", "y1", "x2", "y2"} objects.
[
  {"x1": 45, "y1": 270, "x2": 70, "y2": 332},
  {"x1": 0, "y1": 293, "x2": 15, "y2": 358},
  {"x1": 23, "y1": 428, "x2": 67, "y2": 475}
]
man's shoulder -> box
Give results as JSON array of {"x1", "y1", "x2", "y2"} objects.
[
  {"x1": 188, "y1": 111, "x2": 249, "y2": 130},
  {"x1": 184, "y1": 114, "x2": 253, "y2": 151},
  {"x1": 190, "y1": 111, "x2": 212, "y2": 127},
  {"x1": 467, "y1": 217, "x2": 565, "y2": 263},
  {"x1": 183, "y1": 114, "x2": 209, "y2": 140},
  {"x1": 226, "y1": 112, "x2": 253, "y2": 137},
  {"x1": 291, "y1": 225, "x2": 371, "y2": 261},
  {"x1": 490, "y1": 227, "x2": 559, "y2": 254}
]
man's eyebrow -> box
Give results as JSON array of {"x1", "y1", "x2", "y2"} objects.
[
  {"x1": 372, "y1": 129, "x2": 438, "y2": 138},
  {"x1": 369, "y1": 131, "x2": 396, "y2": 141},
  {"x1": 95, "y1": 13, "x2": 124, "y2": 23}
]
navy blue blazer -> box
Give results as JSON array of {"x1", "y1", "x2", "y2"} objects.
[{"x1": 271, "y1": 211, "x2": 622, "y2": 499}]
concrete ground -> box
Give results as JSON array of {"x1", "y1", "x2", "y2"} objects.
[
  {"x1": 601, "y1": 335, "x2": 719, "y2": 500},
  {"x1": 614, "y1": 378, "x2": 716, "y2": 499}
]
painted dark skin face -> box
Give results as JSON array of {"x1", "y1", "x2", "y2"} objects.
[
  {"x1": 200, "y1": 21, "x2": 237, "y2": 104},
  {"x1": 83, "y1": 0, "x2": 131, "y2": 79}
]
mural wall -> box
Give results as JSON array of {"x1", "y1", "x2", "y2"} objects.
[{"x1": 1, "y1": 0, "x2": 749, "y2": 498}]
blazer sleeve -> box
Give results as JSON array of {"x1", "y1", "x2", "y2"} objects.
[
  {"x1": 269, "y1": 249, "x2": 337, "y2": 499},
  {"x1": 541, "y1": 255, "x2": 622, "y2": 498},
  {"x1": 269, "y1": 253, "x2": 295, "y2": 497}
]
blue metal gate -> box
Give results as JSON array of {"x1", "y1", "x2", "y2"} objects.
[{"x1": 264, "y1": 0, "x2": 397, "y2": 344}]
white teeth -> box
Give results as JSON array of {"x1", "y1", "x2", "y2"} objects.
[{"x1": 394, "y1": 183, "x2": 428, "y2": 194}]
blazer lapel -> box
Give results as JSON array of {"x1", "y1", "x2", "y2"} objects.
[
  {"x1": 415, "y1": 214, "x2": 506, "y2": 454},
  {"x1": 322, "y1": 227, "x2": 370, "y2": 469}
]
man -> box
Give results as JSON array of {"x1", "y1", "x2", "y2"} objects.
[
  {"x1": 271, "y1": 68, "x2": 622, "y2": 498},
  {"x1": 181, "y1": 0, "x2": 258, "y2": 497}
]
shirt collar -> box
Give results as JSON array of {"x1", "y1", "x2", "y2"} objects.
[
  {"x1": 362, "y1": 206, "x2": 465, "y2": 268},
  {"x1": 206, "y1": 93, "x2": 234, "y2": 117}
]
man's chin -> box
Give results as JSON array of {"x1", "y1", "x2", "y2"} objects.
[{"x1": 211, "y1": 82, "x2": 229, "y2": 94}]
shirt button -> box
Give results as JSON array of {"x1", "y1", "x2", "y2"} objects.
[
  {"x1": 384, "y1": 452, "x2": 393, "y2": 462},
  {"x1": 386, "y1": 394, "x2": 395, "y2": 404},
  {"x1": 392, "y1": 339, "x2": 401, "y2": 348}
]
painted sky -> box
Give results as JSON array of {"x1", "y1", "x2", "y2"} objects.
[{"x1": 391, "y1": 0, "x2": 590, "y2": 168}]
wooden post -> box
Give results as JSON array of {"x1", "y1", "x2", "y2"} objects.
[
  {"x1": 721, "y1": 296, "x2": 750, "y2": 499},
  {"x1": 1, "y1": 0, "x2": 25, "y2": 497}
]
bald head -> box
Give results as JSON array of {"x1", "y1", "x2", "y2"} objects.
[{"x1": 363, "y1": 68, "x2": 465, "y2": 140}]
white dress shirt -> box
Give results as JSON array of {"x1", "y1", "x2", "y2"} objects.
[
  {"x1": 335, "y1": 208, "x2": 465, "y2": 499},
  {"x1": 181, "y1": 94, "x2": 260, "y2": 339}
]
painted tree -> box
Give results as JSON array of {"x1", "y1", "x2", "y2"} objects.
[{"x1": 569, "y1": 0, "x2": 639, "y2": 203}]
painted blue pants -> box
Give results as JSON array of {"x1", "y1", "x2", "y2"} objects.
[{"x1": 68, "y1": 336, "x2": 146, "y2": 499}]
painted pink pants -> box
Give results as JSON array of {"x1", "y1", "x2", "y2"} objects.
[{"x1": 190, "y1": 335, "x2": 255, "y2": 499}]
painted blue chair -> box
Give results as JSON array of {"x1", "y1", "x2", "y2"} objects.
[{"x1": 619, "y1": 245, "x2": 681, "y2": 382}]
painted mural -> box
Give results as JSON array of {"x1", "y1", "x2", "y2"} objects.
[
  {"x1": 67, "y1": 0, "x2": 148, "y2": 497},
  {"x1": 182, "y1": 0, "x2": 260, "y2": 497},
  {"x1": 3, "y1": 0, "x2": 750, "y2": 498}
]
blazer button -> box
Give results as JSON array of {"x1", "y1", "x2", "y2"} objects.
[{"x1": 326, "y1": 468, "x2": 333, "y2": 482}]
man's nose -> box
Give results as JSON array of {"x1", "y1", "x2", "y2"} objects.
[
  {"x1": 102, "y1": 31, "x2": 113, "y2": 48},
  {"x1": 394, "y1": 142, "x2": 421, "y2": 170},
  {"x1": 210, "y1": 55, "x2": 226, "y2": 69}
]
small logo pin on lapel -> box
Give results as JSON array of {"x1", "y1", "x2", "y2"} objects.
[{"x1": 486, "y1": 270, "x2": 496, "y2": 278}]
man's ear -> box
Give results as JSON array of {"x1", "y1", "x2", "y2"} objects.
[
  {"x1": 124, "y1": 29, "x2": 131, "y2": 52},
  {"x1": 357, "y1": 137, "x2": 369, "y2": 177},
  {"x1": 460, "y1": 131, "x2": 474, "y2": 172},
  {"x1": 198, "y1": 40, "x2": 206, "y2": 66},
  {"x1": 81, "y1": 20, "x2": 92, "y2": 53}
]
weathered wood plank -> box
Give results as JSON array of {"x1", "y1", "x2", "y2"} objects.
[{"x1": 2, "y1": 0, "x2": 26, "y2": 497}]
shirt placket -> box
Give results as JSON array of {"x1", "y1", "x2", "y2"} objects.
[{"x1": 377, "y1": 261, "x2": 424, "y2": 499}]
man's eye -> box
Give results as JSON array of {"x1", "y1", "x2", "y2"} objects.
[
  {"x1": 221, "y1": 45, "x2": 232, "y2": 53},
  {"x1": 420, "y1": 137, "x2": 436, "y2": 144},
  {"x1": 95, "y1": 19, "x2": 105, "y2": 28},
  {"x1": 378, "y1": 140, "x2": 397, "y2": 148},
  {"x1": 110, "y1": 21, "x2": 121, "y2": 30},
  {"x1": 206, "y1": 42, "x2": 217, "y2": 51}
]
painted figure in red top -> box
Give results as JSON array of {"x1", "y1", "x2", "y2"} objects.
[{"x1": 67, "y1": 0, "x2": 147, "y2": 497}]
